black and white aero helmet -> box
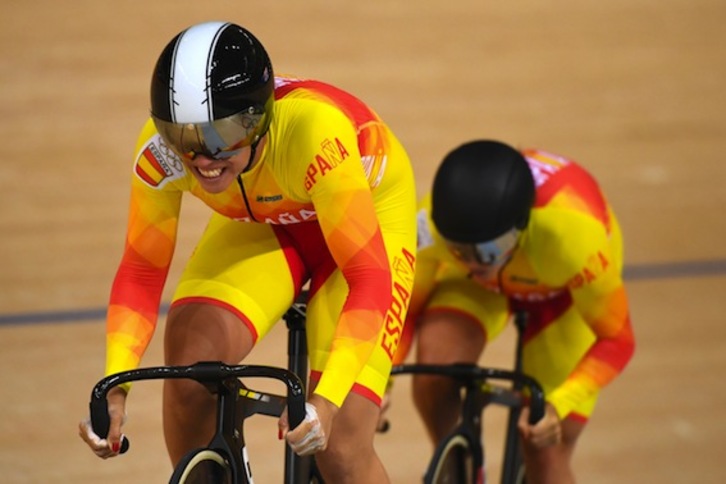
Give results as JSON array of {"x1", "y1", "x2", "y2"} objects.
[{"x1": 150, "y1": 21, "x2": 274, "y2": 159}]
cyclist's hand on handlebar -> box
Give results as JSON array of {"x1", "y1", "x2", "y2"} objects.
[
  {"x1": 279, "y1": 394, "x2": 338, "y2": 456},
  {"x1": 518, "y1": 403, "x2": 562, "y2": 449},
  {"x1": 78, "y1": 386, "x2": 128, "y2": 458}
]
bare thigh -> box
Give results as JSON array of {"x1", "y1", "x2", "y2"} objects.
[
  {"x1": 413, "y1": 310, "x2": 486, "y2": 441},
  {"x1": 416, "y1": 310, "x2": 486, "y2": 365},
  {"x1": 161, "y1": 303, "x2": 255, "y2": 464},
  {"x1": 314, "y1": 392, "x2": 387, "y2": 481},
  {"x1": 164, "y1": 302, "x2": 254, "y2": 365},
  {"x1": 522, "y1": 416, "x2": 585, "y2": 483}
]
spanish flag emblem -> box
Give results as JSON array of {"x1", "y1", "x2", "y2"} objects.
[{"x1": 135, "y1": 145, "x2": 170, "y2": 187}]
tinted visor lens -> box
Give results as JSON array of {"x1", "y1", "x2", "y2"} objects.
[
  {"x1": 446, "y1": 228, "x2": 520, "y2": 266},
  {"x1": 152, "y1": 110, "x2": 267, "y2": 159}
]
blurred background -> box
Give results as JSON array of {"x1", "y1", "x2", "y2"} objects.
[{"x1": 1, "y1": 0, "x2": 725, "y2": 482}]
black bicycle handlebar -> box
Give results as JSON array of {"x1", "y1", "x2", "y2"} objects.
[
  {"x1": 89, "y1": 361, "x2": 306, "y2": 453},
  {"x1": 390, "y1": 362, "x2": 546, "y2": 424}
]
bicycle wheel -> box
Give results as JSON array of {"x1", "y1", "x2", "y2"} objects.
[
  {"x1": 425, "y1": 434, "x2": 477, "y2": 484},
  {"x1": 169, "y1": 448, "x2": 233, "y2": 484}
]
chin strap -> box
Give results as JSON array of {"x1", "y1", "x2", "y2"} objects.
[
  {"x1": 241, "y1": 138, "x2": 260, "y2": 174},
  {"x1": 236, "y1": 137, "x2": 261, "y2": 222}
]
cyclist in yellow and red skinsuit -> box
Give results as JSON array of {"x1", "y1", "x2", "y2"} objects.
[
  {"x1": 392, "y1": 140, "x2": 635, "y2": 483},
  {"x1": 78, "y1": 21, "x2": 416, "y2": 483}
]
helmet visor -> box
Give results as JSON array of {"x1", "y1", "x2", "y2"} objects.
[
  {"x1": 152, "y1": 109, "x2": 267, "y2": 160},
  {"x1": 445, "y1": 227, "x2": 520, "y2": 266}
]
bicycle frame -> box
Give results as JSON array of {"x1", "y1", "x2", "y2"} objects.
[
  {"x1": 390, "y1": 362, "x2": 545, "y2": 484},
  {"x1": 281, "y1": 295, "x2": 317, "y2": 482},
  {"x1": 501, "y1": 310, "x2": 529, "y2": 483}
]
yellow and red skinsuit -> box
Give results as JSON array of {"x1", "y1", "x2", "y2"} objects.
[
  {"x1": 106, "y1": 76, "x2": 417, "y2": 407},
  {"x1": 396, "y1": 149, "x2": 635, "y2": 420}
]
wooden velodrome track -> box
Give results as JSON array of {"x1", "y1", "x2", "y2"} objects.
[{"x1": 1, "y1": 0, "x2": 725, "y2": 482}]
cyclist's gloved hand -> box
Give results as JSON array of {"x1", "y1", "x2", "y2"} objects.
[
  {"x1": 283, "y1": 402, "x2": 326, "y2": 456},
  {"x1": 280, "y1": 395, "x2": 338, "y2": 456},
  {"x1": 78, "y1": 418, "x2": 127, "y2": 458},
  {"x1": 78, "y1": 386, "x2": 128, "y2": 459},
  {"x1": 518, "y1": 402, "x2": 562, "y2": 448}
]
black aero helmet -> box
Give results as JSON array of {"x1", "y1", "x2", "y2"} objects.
[
  {"x1": 432, "y1": 140, "x2": 536, "y2": 243},
  {"x1": 150, "y1": 21, "x2": 274, "y2": 159}
]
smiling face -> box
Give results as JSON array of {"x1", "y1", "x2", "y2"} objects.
[
  {"x1": 152, "y1": 111, "x2": 270, "y2": 194},
  {"x1": 181, "y1": 145, "x2": 254, "y2": 193}
]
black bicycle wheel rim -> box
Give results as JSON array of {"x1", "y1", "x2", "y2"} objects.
[
  {"x1": 425, "y1": 434, "x2": 476, "y2": 484},
  {"x1": 169, "y1": 448, "x2": 233, "y2": 484}
]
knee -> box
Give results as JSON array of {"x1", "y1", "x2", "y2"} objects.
[
  {"x1": 522, "y1": 441, "x2": 577, "y2": 484},
  {"x1": 315, "y1": 435, "x2": 374, "y2": 478},
  {"x1": 525, "y1": 441, "x2": 572, "y2": 463},
  {"x1": 412, "y1": 374, "x2": 436, "y2": 398},
  {"x1": 320, "y1": 437, "x2": 362, "y2": 462},
  {"x1": 314, "y1": 395, "x2": 381, "y2": 476},
  {"x1": 164, "y1": 379, "x2": 213, "y2": 411},
  {"x1": 412, "y1": 374, "x2": 456, "y2": 407},
  {"x1": 164, "y1": 303, "x2": 254, "y2": 364}
]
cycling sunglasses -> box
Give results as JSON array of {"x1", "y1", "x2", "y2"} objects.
[
  {"x1": 152, "y1": 109, "x2": 267, "y2": 160},
  {"x1": 445, "y1": 227, "x2": 520, "y2": 266}
]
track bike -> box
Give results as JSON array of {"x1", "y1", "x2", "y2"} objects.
[
  {"x1": 390, "y1": 311, "x2": 545, "y2": 484},
  {"x1": 88, "y1": 293, "x2": 323, "y2": 483}
]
